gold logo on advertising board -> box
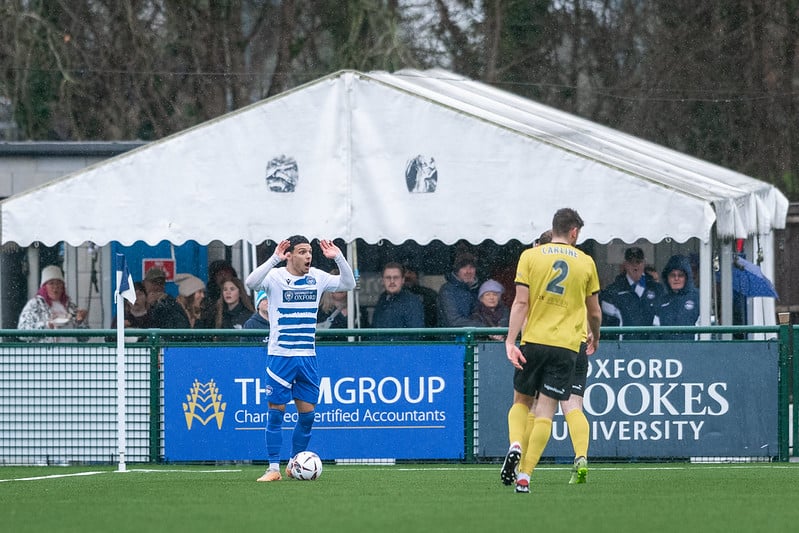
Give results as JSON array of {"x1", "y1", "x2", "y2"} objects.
[{"x1": 182, "y1": 379, "x2": 226, "y2": 430}]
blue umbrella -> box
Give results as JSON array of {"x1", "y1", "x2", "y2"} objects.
[{"x1": 732, "y1": 257, "x2": 778, "y2": 298}]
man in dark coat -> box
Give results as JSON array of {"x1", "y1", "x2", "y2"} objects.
[
  {"x1": 599, "y1": 247, "x2": 664, "y2": 340},
  {"x1": 437, "y1": 253, "x2": 483, "y2": 327},
  {"x1": 372, "y1": 262, "x2": 424, "y2": 340}
]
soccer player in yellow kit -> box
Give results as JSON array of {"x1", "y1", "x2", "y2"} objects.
[{"x1": 502, "y1": 208, "x2": 602, "y2": 493}]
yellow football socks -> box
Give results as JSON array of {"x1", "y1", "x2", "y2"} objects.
[
  {"x1": 565, "y1": 409, "x2": 589, "y2": 458},
  {"x1": 520, "y1": 411, "x2": 536, "y2": 463},
  {"x1": 507, "y1": 402, "x2": 529, "y2": 445},
  {"x1": 519, "y1": 417, "x2": 552, "y2": 475}
]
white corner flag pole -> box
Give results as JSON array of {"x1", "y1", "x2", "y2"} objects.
[
  {"x1": 115, "y1": 253, "x2": 136, "y2": 473},
  {"x1": 115, "y1": 281, "x2": 127, "y2": 472}
]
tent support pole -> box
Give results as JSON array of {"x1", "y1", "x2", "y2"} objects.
[
  {"x1": 719, "y1": 240, "x2": 734, "y2": 340},
  {"x1": 699, "y1": 238, "x2": 713, "y2": 339},
  {"x1": 347, "y1": 241, "x2": 359, "y2": 332}
]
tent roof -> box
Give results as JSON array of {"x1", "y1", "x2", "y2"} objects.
[{"x1": 0, "y1": 69, "x2": 788, "y2": 247}]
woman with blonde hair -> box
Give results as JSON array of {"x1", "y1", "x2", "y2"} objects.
[{"x1": 173, "y1": 274, "x2": 206, "y2": 328}]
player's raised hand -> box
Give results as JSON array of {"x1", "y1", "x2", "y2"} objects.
[
  {"x1": 275, "y1": 239, "x2": 291, "y2": 261},
  {"x1": 319, "y1": 239, "x2": 341, "y2": 259}
]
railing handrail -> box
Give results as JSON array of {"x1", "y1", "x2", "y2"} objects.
[{"x1": 1, "y1": 324, "x2": 792, "y2": 340}]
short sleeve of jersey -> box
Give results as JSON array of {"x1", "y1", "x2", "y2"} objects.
[{"x1": 514, "y1": 248, "x2": 536, "y2": 287}]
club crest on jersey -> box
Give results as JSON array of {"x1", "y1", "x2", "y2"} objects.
[
  {"x1": 295, "y1": 276, "x2": 317, "y2": 286},
  {"x1": 284, "y1": 289, "x2": 316, "y2": 302}
]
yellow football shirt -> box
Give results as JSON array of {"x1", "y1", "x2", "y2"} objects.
[{"x1": 514, "y1": 242, "x2": 600, "y2": 352}]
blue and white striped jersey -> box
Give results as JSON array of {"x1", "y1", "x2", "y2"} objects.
[{"x1": 261, "y1": 266, "x2": 338, "y2": 356}]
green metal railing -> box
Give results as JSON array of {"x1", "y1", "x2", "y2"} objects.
[{"x1": 1, "y1": 325, "x2": 795, "y2": 464}]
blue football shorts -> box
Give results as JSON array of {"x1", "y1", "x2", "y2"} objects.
[{"x1": 264, "y1": 355, "x2": 320, "y2": 405}]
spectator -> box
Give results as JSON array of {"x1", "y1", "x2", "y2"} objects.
[
  {"x1": 371, "y1": 262, "x2": 425, "y2": 340},
  {"x1": 149, "y1": 273, "x2": 207, "y2": 331},
  {"x1": 403, "y1": 263, "x2": 439, "y2": 329},
  {"x1": 472, "y1": 279, "x2": 510, "y2": 340},
  {"x1": 243, "y1": 290, "x2": 269, "y2": 342},
  {"x1": 213, "y1": 278, "x2": 255, "y2": 330},
  {"x1": 654, "y1": 255, "x2": 700, "y2": 340},
  {"x1": 201, "y1": 260, "x2": 238, "y2": 326},
  {"x1": 17, "y1": 265, "x2": 88, "y2": 342},
  {"x1": 317, "y1": 290, "x2": 349, "y2": 331},
  {"x1": 599, "y1": 247, "x2": 664, "y2": 340},
  {"x1": 143, "y1": 267, "x2": 169, "y2": 309},
  {"x1": 110, "y1": 281, "x2": 149, "y2": 329},
  {"x1": 645, "y1": 265, "x2": 660, "y2": 283},
  {"x1": 437, "y1": 253, "x2": 482, "y2": 327},
  {"x1": 314, "y1": 267, "x2": 349, "y2": 334}
]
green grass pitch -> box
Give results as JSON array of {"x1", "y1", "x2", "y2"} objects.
[{"x1": 2, "y1": 462, "x2": 798, "y2": 533}]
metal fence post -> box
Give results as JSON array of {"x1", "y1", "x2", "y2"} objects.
[
  {"x1": 148, "y1": 331, "x2": 161, "y2": 463},
  {"x1": 793, "y1": 325, "x2": 798, "y2": 459},
  {"x1": 778, "y1": 324, "x2": 791, "y2": 461},
  {"x1": 463, "y1": 329, "x2": 476, "y2": 463}
]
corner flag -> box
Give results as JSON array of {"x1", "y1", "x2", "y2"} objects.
[
  {"x1": 113, "y1": 252, "x2": 135, "y2": 473},
  {"x1": 115, "y1": 253, "x2": 137, "y2": 304}
]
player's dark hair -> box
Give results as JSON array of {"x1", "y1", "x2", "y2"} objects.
[
  {"x1": 286, "y1": 235, "x2": 310, "y2": 252},
  {"x1": 552, "y1": 208, "x2": 584, "y2": 235}
]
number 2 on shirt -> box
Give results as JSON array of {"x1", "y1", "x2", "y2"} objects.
[{"x1": 546, "y1": 260, "x2": 568, "y2": 295}]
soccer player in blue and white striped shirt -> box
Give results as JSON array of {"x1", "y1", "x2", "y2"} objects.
[{"x1": 245, "y1": 235, "x2": 356, "y2": 481}]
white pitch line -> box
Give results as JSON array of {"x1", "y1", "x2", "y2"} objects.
[
  {"x1": 0, "y1": 468, "x2": 243, "y2": 483},
  {"x1": 0, "y1": 471, "x2": 106, "y2": 483},
  {"x1": 395, "y1": 464, "x2": 795, "y2": 472},
  {"x1": 128, "y1": 469, "x2": 242, "y2": 473}
]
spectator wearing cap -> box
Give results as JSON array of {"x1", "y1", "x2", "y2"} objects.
[
  {"x1": 471, "y1": 279, "x2": 510, "y2": 340},
  {"x1": 243, "y1": 290, "x2": 270, "y2": 342},
  {"x1": 437, "y1": 253, "x2": 483, "y2": 327},
  {"x1": 371, "y1": 262, "x2": 425, "y2": 340},
  {"x1": 653, "y1": 255, "x2": 700, "y2": 340},
  {"x1": 143, "y1": 267, "x2": 168, "y2": 307},
  {"x1": 149, "y1": 273, "x2": 207, "y2": 332},
  {"x1": 17, "y1": 265, "x2": 88, "y2": 342},
  {"x1": 599, "y1": 246, "x2": 665, "y2": 340}
]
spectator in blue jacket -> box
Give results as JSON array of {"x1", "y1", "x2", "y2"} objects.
[
  {"x1": 653, "y1": 255, "x2": 699, "y2": 339},
  {"x1": 437, "y1": 253, "x2": 482, "y2": 327},
  {"x1": 243, "y1": 290, "x2": 269, "y2": 342},
  {"x1": 599, "y1": 247, "x2": 664, "y2": 340},
  {"x1": 371, "y1": 262, "x2": 425, "y2": 340}
]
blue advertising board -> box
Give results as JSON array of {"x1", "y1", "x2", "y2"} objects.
[
  {"x1": 164, "y1": 344, "x2": 464, "y2": 461},
  {"x1": 477, "y1": 340, "x2": 779, "y2": 458}
]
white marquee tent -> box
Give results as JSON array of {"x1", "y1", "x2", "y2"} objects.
[{"x1": 0, "y1": 68, "x2": 789, "y2": 327}]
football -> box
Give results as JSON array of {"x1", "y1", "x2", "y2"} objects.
[{"x1": 291, "y1": 450, "x2": 323, "y2": 480}]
